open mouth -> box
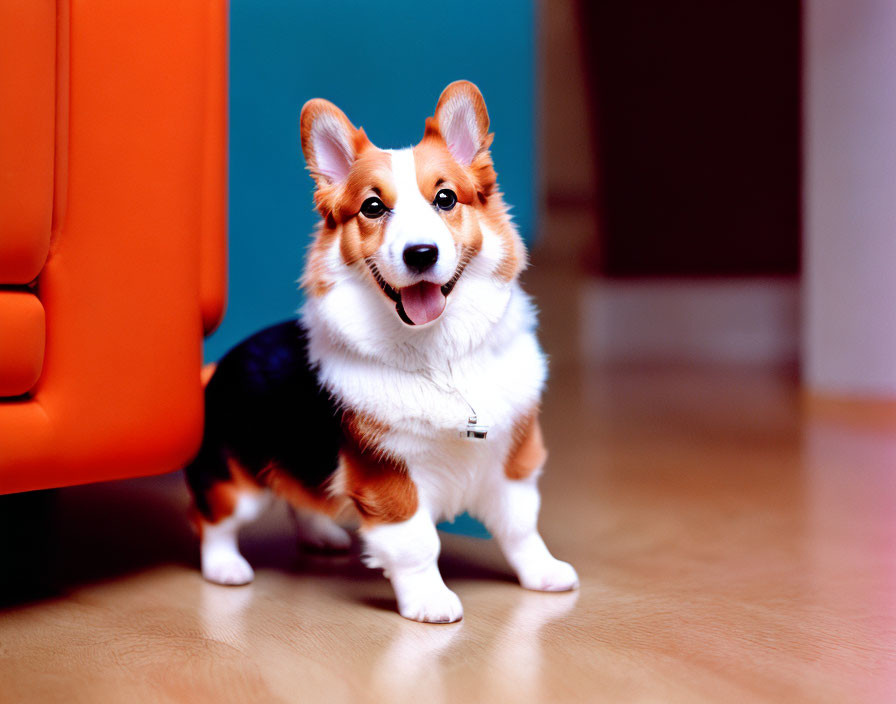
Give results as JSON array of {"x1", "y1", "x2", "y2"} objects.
[{"x1": 366, "y1": 253, "x2": 470, "y2": 326}]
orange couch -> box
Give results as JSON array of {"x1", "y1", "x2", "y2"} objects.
[{"x1": 0, "y1": 0, "x2": 227, "y2": 494}]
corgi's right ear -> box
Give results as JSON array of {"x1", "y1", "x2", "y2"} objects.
[{"x1": 300, "y1": 99, "x2": 370, "y2": 187}]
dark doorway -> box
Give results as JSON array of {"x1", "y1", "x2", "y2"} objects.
[{"x1": 583, "y1": 1, "x2": 801, "y2": 277}]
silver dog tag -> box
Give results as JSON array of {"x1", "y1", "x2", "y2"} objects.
[{"x1": 460, "y1": 415, "x2": 489, "y2": 440}]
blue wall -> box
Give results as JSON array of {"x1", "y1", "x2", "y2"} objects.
[{"x1": 205, "y1": 0, "x2": 536, "y2": 360}]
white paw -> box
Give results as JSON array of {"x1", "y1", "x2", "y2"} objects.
[
  {"x1": 202, "y1": 553, "x2": 255, "y2": 586},
  {"x1": 518, "y1": 558, "x2": 579, "y2": 592},
  {"x1": 397, "y1": 586, "x2": 464, "y2": 624}
]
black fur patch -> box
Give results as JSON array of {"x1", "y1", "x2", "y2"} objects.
[{"x1": 185, "y1": 320, "x2": 343, "y2": 519}]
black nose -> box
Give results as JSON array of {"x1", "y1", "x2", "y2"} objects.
[{"x1": 402, "y1": 244, "x2": 439, "y2": 274}]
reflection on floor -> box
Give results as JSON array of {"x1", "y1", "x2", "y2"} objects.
[{"x1": 2, "y1": 277, "x2": 895, "y2": 703}]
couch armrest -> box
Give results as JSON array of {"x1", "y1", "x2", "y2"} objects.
[{"x1": 199, "y1": 0, "x2": 228, "y2": 336}]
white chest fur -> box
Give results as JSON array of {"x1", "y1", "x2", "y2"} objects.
[{"x1": 304, "y1": 283, "x2": 547, "y2": 520}]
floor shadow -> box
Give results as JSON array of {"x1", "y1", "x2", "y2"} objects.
[
  {"x1": 438, "y1": 548, "x2": 517, "y2": 585},
  {"x1": 358, "y1": 595, "x2": 399, "y2": 614},
  {"x1": 0, "y1": 474, "x2": 195, "y2": 610},
  {"x1": 0, "y1": 472, "x2": 518, "y2": 612}
]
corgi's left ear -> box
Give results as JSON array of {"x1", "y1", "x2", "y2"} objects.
[{"x1": 433, "y1": 81, "x2": 491, "y2": 166}]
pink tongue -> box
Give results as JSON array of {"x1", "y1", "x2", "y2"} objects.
[{"x1": 400, "y1": 282, "x2": 446, "y2": 325}]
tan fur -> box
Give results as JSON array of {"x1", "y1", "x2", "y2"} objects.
[
  {"x1": 199, "y1": 457, "x2": 264, "y2": 526},
  {"x1": 339, "y1": 412, "x2": 418, "y2": 526},
  {"x1": 505, "y1": 411, "x2": 548, "y2": 480},
  {"x1": 342, "y1": 410, "x2": 390, "y2": 453},
  {"x1": 256, "y1": 462, "x2": 346, "y2": 517},
  {"x1": 412, "y1": 139, "x2": 485, "y2": 255},
  {"x1": 341, "y1": 449, "x2": 419, "y2": 527},
  {"x1": 412, "y1": 138, "x2": 477, "y2": 203},
  {"x1": 338, "y1": 216, "x2": 383, "y2": 266},
  {"x1": 332, "y1": 148, "x2": 395, "y2": 222},
  {"x1": 298, "y1": 99, "x2": 395, "y2": 291},
  {"x1": 300, "y1": 147, "x2": 394, "y2": 295},
  {"x1": 481, "y1": 193, "x2": 526, "y2": 281},
  {"x1": 302, "y1": 224, "x2": 339, "y2": 297},
  {"x1": 428, "y1": 81, "x2": 497, "y2": 199},
  {"x1": 312, "y1": 145, "x2": 394, "y2": 267},
  {"x1": 422, "y1": 83, "x2": 521, "y2": 280}
]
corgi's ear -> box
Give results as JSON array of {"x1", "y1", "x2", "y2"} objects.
[
  {"x1": 433, "y1": 81, "x2": 490, "y2": 166},
  {"x1": 300, "y1": 99, "x2": 368, "y2": 186}
]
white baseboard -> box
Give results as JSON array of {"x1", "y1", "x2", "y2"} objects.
[{"x1": 580, "y1": 278, "x2": 800, "y2": 365}]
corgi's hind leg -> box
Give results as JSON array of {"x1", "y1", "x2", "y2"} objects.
[
  {"x1": 289, "y1": 507, "x2": 352, "y2": 552},
  {"x1": 186, "y1": 450, "x2": 271, "y2": 586},
  {"x1": 197, "y1": 490, "x2": 271, "y2": 585}
]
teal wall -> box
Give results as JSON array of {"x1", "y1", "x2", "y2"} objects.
[{"x1": 205, "y1": 0, "x2": 536, "y2": 360}]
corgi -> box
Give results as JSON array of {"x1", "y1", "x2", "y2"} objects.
[{"x1": 185, "y1": 81, "x2": 578, "y2": 623}]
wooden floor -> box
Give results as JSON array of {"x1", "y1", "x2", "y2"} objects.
[{"x1": 2, "y1": 280, "x2": 895, "y2": 702}]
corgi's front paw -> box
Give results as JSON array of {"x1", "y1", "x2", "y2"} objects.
[
  {"x1": 397, "y1": 585, "x2": 464, "y2": 624},
  {"x1": 202, "y1": 553, "x2": 255, "y2": 586},
  {"x1": 518, "y1": 558, "x2": 579, "y2": 592}
]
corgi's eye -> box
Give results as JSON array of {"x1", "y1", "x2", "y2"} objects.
[
  {"x1": 433, "y1": 189, "x2": 457, "y2": 211},
  {"x1": 360, "y1": 197, "x2": 387, "y2": 219}
]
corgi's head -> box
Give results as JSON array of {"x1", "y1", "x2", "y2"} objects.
[{"x1": 300, "y1": 81, "x2": 528, "y2": 361}]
